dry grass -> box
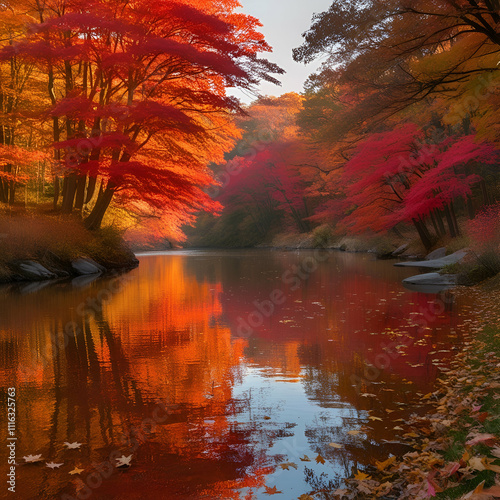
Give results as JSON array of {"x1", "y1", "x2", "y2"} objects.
[{"x1": 0, "y1": 214, "x2": 135, "y2": 270}]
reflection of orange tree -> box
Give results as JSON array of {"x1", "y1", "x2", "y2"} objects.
[{"x1": 0, "y1": 259, "x2": 286, "y2": 498}]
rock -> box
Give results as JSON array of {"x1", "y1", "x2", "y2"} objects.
[
  {"x1": 402, "y1": 272, "x2": 458, "y2": 286},
  {"x1": 394, "y1": 249, "x2": 469, "y2": 269},
  {"x1": 392, "y1": 244, "x2": 409, "y2": 256},
  {"x1": 425, "y1": 247, "x2": 447, "y2": 260},
  {"x1": 71, "y1": 258, "x2": 106, "y2": 276},
  {"x1": 402, "y1": 272, "x2": 458, "y2": 293},
  {"x1": 15, "y1": 261, "x2": 57, "y2": 281}
]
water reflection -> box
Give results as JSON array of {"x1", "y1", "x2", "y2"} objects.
[{"x1": 0, "y1": 250, "x2": 476, "y2": 499}]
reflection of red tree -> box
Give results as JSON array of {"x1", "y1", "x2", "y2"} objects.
[{"x1": 219, "y1": 253, "x2": 464, "y2": 388}]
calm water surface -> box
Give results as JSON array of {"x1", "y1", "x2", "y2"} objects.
[{"x1": 0, "y1": 250, "x2": 480, "y2": 499}]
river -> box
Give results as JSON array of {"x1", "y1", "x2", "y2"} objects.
[{"x1": 0, "y1": 250, "x2": 480, "y2": 499}]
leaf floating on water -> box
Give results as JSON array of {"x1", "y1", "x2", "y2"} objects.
[
  {"x1": 69, "y1": 467, "x2": 84, "y2": 475},
  {"x1": 299, "y1": 455, "x2": 311, "y2": 462},
  {"x1": 116, "y1": 455, "x2": 133, "y2": 468},
  {"x1": 46, "y1": 462, "x2": 64, "y2": 469},
  {"x1": 23, "y1": 454, "x2": 42, "y2": 463},
  {"x1": 368, "y1": 416, "x2": 382, "y2": 422},
  {"x1": 315, "y1": 454, "x2": 325, "y2": 464},
  {"x1": 264, "y1": 485, "x2": 282, "y2": 495},
  {"x1": 263, "y1": 416, "x2": 271, "y2": 420},
  {"x1": 64, "y1": 442, "x2": 83, "y2": 449},
  {"x1": 347, "y1": 430, "x2": 361, "y2": 436},
  {"x1": 328, "y1": 442, "x2": 343, "y2": 449},
  {"x1": 279, "y1": 462, "x2": 298, "y2": 470},
  {"x1": 360, "y1": 393, "x2": 377, "y2": 398}
]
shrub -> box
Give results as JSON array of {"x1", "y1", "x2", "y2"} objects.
[
  {"x1": 312, "y1": 224, "x2": 334, "y2": 248},
  {"x1": 466, "y1": 203, "x2": 500, "y2": 277}
]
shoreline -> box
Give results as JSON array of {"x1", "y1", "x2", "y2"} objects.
[{"x1": 0, "y1": 255, "x2": 139, "y2": 285}]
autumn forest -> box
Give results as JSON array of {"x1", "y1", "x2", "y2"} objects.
[
  {"x1": 2, "y1": 1, "x2": 500, "y2": 500},
  {"x1": 0, "y1": 1, "x2": 498, "y2": 255}
]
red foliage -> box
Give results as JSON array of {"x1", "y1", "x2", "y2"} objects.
[
  {"x1": 466, "y1": 203, "x2": 500, "y2": 249},
  {"x1": 340, "y1": 125, "x2": 498, "y2": 235}
]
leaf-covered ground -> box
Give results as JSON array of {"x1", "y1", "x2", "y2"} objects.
[{"x1": 325, "y1": 282, "x2": 500, "y2": 500}]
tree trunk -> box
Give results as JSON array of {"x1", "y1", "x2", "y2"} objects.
[
  {"x1": 74, "y1": 174, "x2": 87, "y2": 211},
  {"x1": 435, "y1": 209, "x2": 446, "y2": 236},
  {"x1": 85, "y1": 176, "x2": 97, "y2": 203},
  {"x1": 53, "y1": 176, "x2": 60, "y2": 209},
  {"x1": 430, "y1": 211, "x2": 441, "y2": 237},
  {"x1": 480, "y1": 179, "x2": 491, "y2": 206},
  {"x1": 61, "y1": 173, "x2": 78, "y2": 214},
  {"x1": 0, "y1": 180, "x2": 6, "y2": 203},
  {"x1": 466, "y1": 196, "x2": 475, "y2": 220},
  {"x1": 412, "y1": 218, "x2": 433, "y2": 251},
  {"x1": 84, "y1": 182, "x2": 115, "y2": 230},
  {"x1": 443, "y1": 205, "x2": 457, "y2": 238},
  {"x1": 8, "y1": 178, "x2": 15, "y2": 205},
  {"x1": 450, "y1": 202, "x2": 460, "y2": 236}
]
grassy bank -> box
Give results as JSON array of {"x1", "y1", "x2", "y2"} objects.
[
  {"x1": 332, "y1": 281, "x2": 500, "y2": 500},
  {"x1": 0, "y1": 215, "x2": 138, "y2": 282}
]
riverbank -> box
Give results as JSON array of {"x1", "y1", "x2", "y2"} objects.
[
  {"x1": 0, "y1": 215, "x2": 138, "y2": 283},
  {"x1": 263, "y1": 227, "x2": 438, "y2": 258},
  {"x1": 328, "y1": 278, "x2": 500, "y2": 500}
]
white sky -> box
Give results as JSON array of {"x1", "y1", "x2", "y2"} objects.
[{"x1": 230, "y1": 0, "x2": 333, "y2": 104}]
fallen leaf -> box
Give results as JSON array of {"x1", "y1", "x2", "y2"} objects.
[
  {"x1": 69, "y1": 467, "x2": 84, "y2": 475},
  {"x1": 368, "y1": 416, "x2": 382, "y2": 422},
  {"x1": 469, "y1": 456, "x2": 486, "y2": 471},
  {"x1": 46, "y1": 462, "x2": 64, "y2": 469},
  {"x1": 376, "y1": 456, "x2": 396, "y2": 471},
  {"x1": 347, "y1": 430, "x2": 361, "y2": 436},
  {"x1": 23, "y1": 454, "x2": 43, "y2": 463},
  {"x1": 278, "y1": 462, "x2": 298, "y2": 470},
  {"x1": 64, "y1": 442, "x2": 83, "y2": 450},
  {"x1": 315, "y1": 454, "x2": 325, "y2": 464},
  {"x1": 116, "y1": 455, "x2": 132, "y2": 468},
  {"x1": 354, "y1": 470, "x2": 371, "y2": 481},
  {"x1": 441, "y1": 461, "x2": 460, "y2": 477},
  {"x1": 483, "y1": 485, "x2": 500, "y2": 497},
  {"x1": 264, "y1": 485, "x2": 282, "y2": 495},
  {"x1": 466, "y1": 433, "x2": 497, "y2": 447},
  {"x1": 328, "y1": 442, "x2": 343, "y2": 449},
  {"x1": 332, "y1": 489, "x2": 349, "y2": 498},
  {"x1": 299, "y1": 455, "x2": 311, "y2": 462}
]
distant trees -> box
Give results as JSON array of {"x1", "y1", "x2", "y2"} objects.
[{"x1": 277, "y1": 0, "x2": 500, "y2": 250}]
